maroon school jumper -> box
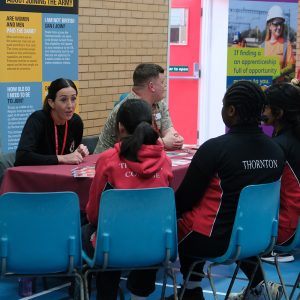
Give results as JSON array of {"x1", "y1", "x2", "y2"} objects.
[{"x1": 86, "y1": 142, "x2": 173, "y2": 246}]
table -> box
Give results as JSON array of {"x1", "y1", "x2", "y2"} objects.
[{"x1": 0, "y1": 151, "x2": 193, "y2": 211}]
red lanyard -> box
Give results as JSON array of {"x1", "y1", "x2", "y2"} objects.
[{"x1": 51, "y1": 113, "x2": 68, "y2": 155}]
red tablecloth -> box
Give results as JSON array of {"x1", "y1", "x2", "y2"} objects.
[{"x1": 0, "y1": 152, "x2": 191, "y2": 211}]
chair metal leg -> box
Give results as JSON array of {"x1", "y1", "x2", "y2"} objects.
[
  {"x1": 74, "y1": 272, "x2": 85, "y2": 300},
  {"x1": 179, "y1": 267, "x2": 192, "y2": 300},
  {"x1": 179, "y1": 260, "x2": 204, "y2": 300},
  {"x1": 274, "y1": 255, "x2": 289, "y2": 300},
  {"x1": 160, "y1": 266, "x2": 169, "y2": 300},
  {"x1": 240, "y1": 258, "x2": 260, "y2": 300},
  {"x1": 165, "y1": 267, "x2": 178, "y2": 300},
  {"x1": 83, "y1": 269, "x2": 92, "y2": 300},
  {"x1": 290, "y1": 272, "x2": 300, "y2": 300},
  {"x1": 170, "y1": 268, "x2": 178, "y2": 300},
  {"x1": 224, "y1": 261, "x2": 241, "y2": 300},
  {"x1": 258, "y1": 258, "x2": 272, "y2": 300},
  {"x1": 207, "y1": 263, "x2": 218, "y2": 300}
]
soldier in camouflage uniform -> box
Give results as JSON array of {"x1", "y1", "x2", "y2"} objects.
[{"x1": 94, "y1": 63, "x2": 184, "y2": 154}]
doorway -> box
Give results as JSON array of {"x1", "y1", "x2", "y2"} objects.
[{"x1": 168, "y1": 0, "x2": 201, "y2": 144}]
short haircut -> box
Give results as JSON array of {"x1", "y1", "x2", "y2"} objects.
[{"x1": 133, "y1": 63, "x2": 164, "y2": 87}]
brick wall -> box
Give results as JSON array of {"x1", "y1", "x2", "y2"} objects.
[{"x1": 78, "y1": 0, "x2": 169, "y2": 136}]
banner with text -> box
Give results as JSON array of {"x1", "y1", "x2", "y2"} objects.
[
  {"x1": 227, "y1": 0, "x2": 298, "y2": 88},
  {"x1": 0, "y1": 0, "x2": 78, "y2": 153}
]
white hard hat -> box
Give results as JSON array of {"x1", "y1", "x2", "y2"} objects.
[{"x1": 266, "y1": 5, "x2": 285, "y2": 22}]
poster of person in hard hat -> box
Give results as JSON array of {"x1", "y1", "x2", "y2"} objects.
[
  {"x1": 264, "y1": 5, "x2": 296, "y2": 82},
  {"x1": 227, "y1": 0, "x2": 297, "y2": 89}
]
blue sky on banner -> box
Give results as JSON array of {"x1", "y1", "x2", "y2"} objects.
[{"x1": 229, "y1": 0, "x2": 298, "y2": 33}]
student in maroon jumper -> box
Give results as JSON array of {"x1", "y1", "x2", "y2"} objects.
[{"x1": 82, "y1": 98, "x2": 173, "y2": 300}]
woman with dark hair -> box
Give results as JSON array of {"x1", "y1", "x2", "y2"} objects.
[
  {"x1": 15, "y1": 78, "x2": 88, "y2": 166},
  {"x1": 261, "y1": 80, "x2": 300, "y2": 258},
  {"x1": 83, "y1": 98, "x2": 173, "y2": 300}
]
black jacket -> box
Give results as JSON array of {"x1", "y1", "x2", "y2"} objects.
[{"x1": 15, "y1": 110, "x2": 83, "y2": 166}]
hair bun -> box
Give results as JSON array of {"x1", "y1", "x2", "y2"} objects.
[{"x1": 291, "y1": 78, "x2": 300, "y2": 86}]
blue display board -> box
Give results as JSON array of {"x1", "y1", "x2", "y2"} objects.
[{"x1": 0, "y1": 1, "x2": 78, "y2": 153}]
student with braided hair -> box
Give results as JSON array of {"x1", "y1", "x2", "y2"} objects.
[
  {"x1": 166, "y1": 81, "x2": 285, "y2": 300},
  {"x1": 82, "y1": 98, "x2": 173, "y2": 300},
  {"x1": 229, "y1": 80, "x2": 300, "y2": 300}
]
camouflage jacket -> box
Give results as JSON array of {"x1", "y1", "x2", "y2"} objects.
[{"x1": 94, "y1": 91, "x2": 173, "y2": 154}]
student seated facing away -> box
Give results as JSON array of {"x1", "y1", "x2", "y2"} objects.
[
  {"x1": 15, "y1": 78, "x2": 89, "y2": 166},
  {"x1": 94, "y1": 63, "x2": 184, "y2": 154},
  {"x1": 82, "y1": 98, "x2": 173, "y2": 300},
  {"x1": 228, "y1": 80, "x2": 300, "y2": 299},
  {"x1": 166, "y1": 81, "x2": 285, "y2": 300}
]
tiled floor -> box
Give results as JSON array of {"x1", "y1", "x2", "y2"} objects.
[{"x1": 0, "y1": 254, "x2": 299, "y2": 300}]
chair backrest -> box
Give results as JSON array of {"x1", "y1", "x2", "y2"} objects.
[
  {"x1": 0, "y1": 192, "x2": 82, "y2": 275},
  {"x1": 81, "y1": 135, "x2": 99, "y2": 153},
  {"x1": 0, "y1": 152, "x2": 16, "y2": 186},
  {"x1": 93, "y1": 187, "x2": 178, "y2": 268},
  {"x1": 114, "y1": 93, "x2": 129, "y2": 107},
  {"x1": 275, "y1": 217, "x2": 300, "y2": 254},
  {"x1": 213, "y1": 180, "x2": 281, "y2": 263}
]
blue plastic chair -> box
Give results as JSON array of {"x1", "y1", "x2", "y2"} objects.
[
  {"x1": 179, "y1": 180, "x2": 281, "y2": 300},
  {"x1": 114, "y1": 92, "x2": 129, "y2": 107},
  {"x1": 82, "y1": 187, "x2": 178, "y2": 300},
  {"x1": 0, "y1": 192, "x2": 84, "y2": 299},
  {"x1": 272, "y1": 218, "x2": 300, "y2": 300}
]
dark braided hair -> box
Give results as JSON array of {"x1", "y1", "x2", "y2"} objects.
[
  {"x1": 116, "y1": 98, "x2": 159, "y2": 162},
  {"x1": 224, "y1": 80, "x2": 266, "y2": 125},
  {"x1": 265, "y1": 81, "x2": 300, "y2": 140}
]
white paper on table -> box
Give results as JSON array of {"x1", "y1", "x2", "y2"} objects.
[
  {"x1": 171, "y1": 159, "x2": 190, "y2": 166},
  {"x1": 166, "y1": 151, "x2": 187, "y2": 157},
  {"x1": 183, "y1": 156, "x2": 193, "y2": 160},
  {"x1": 71, "y1": 165, "x2": 96, "y2": 178},
  {"x1": 183, "y1": 144, "x2": 200, "y2": 150}
]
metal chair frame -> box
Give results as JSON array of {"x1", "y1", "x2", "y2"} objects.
[
  {"x1": 82, "y1": 187, "x2": 178, "y2": 300},
  {"x1": 0, "y1": 191, "x2": 84, "y2": 299},
  {"x1": 179, "y1": 180, "x2": 281, "y2": 300},
  {"x1": 272, "y1": 218, "x2": 300, "y2": 300}
]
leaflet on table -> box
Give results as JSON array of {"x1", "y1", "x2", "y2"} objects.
[
  {"x1": 166, "y1": 151, "x2": 187, "y2": 157},
  {"x1": 171, "y1": 159, "x2": 191, "y2": 167},
  {"x1": 71, "y1": 165, "x2": 95, "y2": 177},
  {"x1": 182, "y1": 144, "x2": 200, "y2": 150}
]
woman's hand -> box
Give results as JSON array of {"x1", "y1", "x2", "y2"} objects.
[
  {"x1": 57, "y1": 150, "x2": 84, "y2": 165},
  {"x1": 76, "y1": 144, "x2": 89, "y2": 157},
  {"x1": 57, "y1": 145, "x2": 89, "y2": 165}
]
